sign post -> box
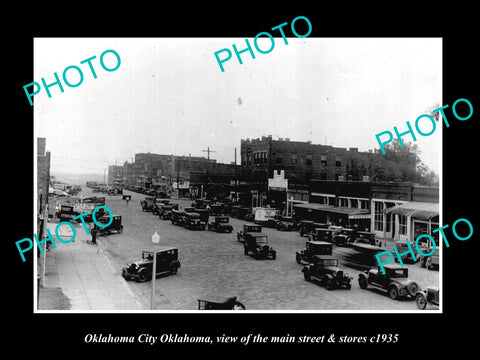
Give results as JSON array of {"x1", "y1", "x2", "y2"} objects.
[{"x1": 150, "y1": 230, "x2": 160, "y2": 310}]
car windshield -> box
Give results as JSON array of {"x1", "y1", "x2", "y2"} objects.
[
  {"x1": 389, "y1": 269, "x2": 408, "y2": 277},
  {"x1": 256, "y1": 236, "x2": 268, "y2": 244},
  {"x1": 322, "y1": 258, "x2": 338, "y2": 267},
  {"x1": 219, "y1": 218, "x2": 228, "y2": 223}
]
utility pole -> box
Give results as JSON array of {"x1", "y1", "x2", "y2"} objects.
[
  {"x1": 234, "y1": 147, "x2": 238, "y2": 202},
  {"x1": 202, "y1": 147, "x2": 216, "y2": 199}
]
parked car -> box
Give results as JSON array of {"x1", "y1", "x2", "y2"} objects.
[
  {"x1": 275, "y1": 216, "x2": 299, "y2": 231},
  {"x1": 197, "y1": 295, "x2": 246, "y2": 310},
  {"x1": 309, "y1": 228, "x2": 334, "y2": 243},
  {"x1": 193, "y1": 208, "x2": 210, "y2": 224},
  {"x1": 243, "y1": 233, "x2": 276, "y2": 260},
  {"x1": 171, "y1": 209, "x2": 186, "y2": 226},
  {"x1": 208, "y1": 216, "x2": 233, "y2": 233},
  {"x1": 420, "y1": 248, "x2": 439, "y2": 270},
  {"x1": 231, "y1": 206, "x2": 253, "y2": 221},
  {"x1": 302, "y1": 255, "x2": 352, "y2": 290},
  {"x1": 122, "y1": 247, "x2": 180, "y2": 282},
  {"x1": 298, "y1": 220, "x2": 329, "y2": 237},
  {"x1": 333, "y1": 228, "x2": 378, "y2": 247},
  {"x1": 394, "y1": 241, "x2": 419, "y2": 264},
  {"x1": 158, "y1": 204, "x2": 173, "y2": 220},
  {"x1": 358, "y1": 265, "x2": 420, "y2": 300},
  {"x1": 416, "y1": 286, "x2": 439, "y2": 310},
  {"x1": 210, "y1": 203, "x2": 226, "y2": 216},
  {"x1": 191, "y1": 199, "x2": 212, "y2": 209},
  {"x1": 184, "y1": 212, "x2": 206, "y2": 230},
  {"x1": 96, "y1": 215, "x2": 123, "y2": 236},
  {"x1": 237, "y1": 224, "x2": 262, "y2": 243},
  {"x1": 296, "y1": 240, "x2": 333, "y2": 264},
  {"x1": 141, "y1": 196, "x2": 156, "y2": 212}
]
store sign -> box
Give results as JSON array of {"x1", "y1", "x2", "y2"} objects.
[
  {"x1": 268, "y1": 170, "x2": 288, "y2": 190},
  {"x1": 349, "y1": 214, "x2": 371, "y2": 220}
]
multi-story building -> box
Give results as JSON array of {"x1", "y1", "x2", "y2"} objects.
[{"x1": 239, "y1": 135, "x2": 375, "y2": 208}]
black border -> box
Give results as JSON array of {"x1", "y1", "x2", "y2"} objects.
[{"x1": 8, "y1": 4, "x2": 478, "y2": 354}]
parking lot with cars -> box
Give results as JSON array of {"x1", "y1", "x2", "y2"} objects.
[{"x1": 83, "y1": 188, "x2": 440, "y2": 311}]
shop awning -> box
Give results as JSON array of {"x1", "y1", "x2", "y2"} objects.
[
  {"x1": 293, "y1": 203, "x2": 370, "y2": 217},
  {"x1": 384, "y1": 202, "x2": 439, "y2": 220}
]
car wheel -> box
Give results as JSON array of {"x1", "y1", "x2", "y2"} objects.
[
  {"x1": 407, "y1": 281, "x2": 420, "y2": 297},
  {"x1": 171, "y1": 266, "x2": 178, "y2": 275},
  {"x1": 358, "y1": 275, "x2": 368, "y2": 289},
  {"x1": 244, "y1": 246, "x2": 248, "y2": 255},
  {"x1": 295, "y1": 254, "x2": 302, "y2": 264},
  {"x1": 388, "y1": 284, "x2": 399, "y2": 300},
  {"x1": 416, "y1": 293, "x2": 427, "y2": 310},
  {"x1": 138, "y1": 271, "x2": 150, "y2": 282},
  {"x1": 345, "y1": 280, "x2": 352, "y2": 290},
  {"x1": 303, "y1": 271, "x2": 311, "y2": 281},
  {"x1": 325, "y1": 279, "x2": 334, "y2": 290},
  {"x1": 118, "y1": 225, "x2": 123, "y2": 233},
  {"x1": 270, "y1": 251, "x2": 276, "y2": 260},
  {"x1": 232, "y1": 301, "x2": 246, "y2": 310}
]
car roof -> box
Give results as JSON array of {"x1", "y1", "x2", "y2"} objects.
[
  {"x1": 382, "y1": 264, "x2": 407, "y2": 270},
  {"x1": 143, "y1": 246, "x2": 177, "y2": 252},
  {"x1": 307, "y1": 240, "x2": 332, "y2": 245},
  {"x1": 246, "y1": 232, "x2": 267, "y2": 236},
  {"x1": 311, "y1": 255, "x2": 338, "y2": 261}
]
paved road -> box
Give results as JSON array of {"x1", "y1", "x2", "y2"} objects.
[{"x1": 87, "y1": 188, "x2": 440, "y2": 311}]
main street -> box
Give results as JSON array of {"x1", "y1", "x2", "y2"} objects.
[{"x1": 86, "y1": 189, "x2": 439, "y2": 311}]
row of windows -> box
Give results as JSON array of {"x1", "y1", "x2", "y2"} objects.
[{"x1": 243, "y1": 152, "x2": 342, "y2": 167}]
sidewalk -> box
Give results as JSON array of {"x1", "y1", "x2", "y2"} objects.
[{"x1": 39, "y1": 222, "x2": 143, "y2": 311}]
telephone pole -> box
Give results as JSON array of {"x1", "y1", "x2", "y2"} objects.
[{"x1": 202, "y1": 147, "x2": 216, "y2": 199}]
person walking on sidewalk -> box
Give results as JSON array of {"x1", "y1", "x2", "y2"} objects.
[{"x1": 91, "y1": 226, "x2": 98, "y2": 245}]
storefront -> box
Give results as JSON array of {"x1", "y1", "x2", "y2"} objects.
[
  {"x1": 383, "y1": 202, "x2": 439, "y2": 247},
  {"x1": 293, "y1": 203, "x2": 371, "y2": 230}
]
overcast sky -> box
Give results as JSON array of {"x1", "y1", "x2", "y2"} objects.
[{"x1": 34, "y1": 37, "x2": 442, "y2": 176}]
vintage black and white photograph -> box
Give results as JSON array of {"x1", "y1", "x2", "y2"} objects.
[{"x1": 34, "y1": 37, "x2": 442, "y2": 312}]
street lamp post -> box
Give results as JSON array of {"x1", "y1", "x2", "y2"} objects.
[{"x1": 150, "y1": 230, "x2": 160, "y2": 310}]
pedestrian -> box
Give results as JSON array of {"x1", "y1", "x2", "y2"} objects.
[{"x1": 91, "y1": 226, "x2": 98, "y2": 245}]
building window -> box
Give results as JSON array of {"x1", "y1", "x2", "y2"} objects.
[
  {"x1": 291, "y1": 153, "x2": 297, "y2": 165},
  {"x1": 399, "y1": 215, "x2": 407, "y2": 235},
  {"x1": 360, "y1": 199, "x2": 370, "y2": 210},
  {"x1": 338, "y1": 197, "x2": 348, "y2": 207},
  {"x1": 335, "y1": 156, "x2": 341, "y2": 167},
  {"x1": 275, "y1": 152, "x2": 283, "y2": 164},
  {"x1": 306, "y1": 154, "x2": 312, "y2": 166},
  {"x1": 374, "y1": 202, "x2": 384, "y2": 231},
  {"x1": 321, "y1": 155, "x2": 327, "y2": 166},
  {"x1": 350, "y1": 198, "x2": 358, "y2": 208}
]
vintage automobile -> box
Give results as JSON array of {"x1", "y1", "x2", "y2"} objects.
[
  {"x1": 197, "y1": 295, "x2": 246, "y2": 310},
  {"x1": 208, "y1": 216, "x2": 234, "y2": 233},
  {"x1": 275, "y1": 216, "x2": 299, "y2": 231},
  {"x1": 193, "y1": 209, "x2": 210, "y2": 224},
  {"x1": 184, "y1": 212, "x2": 206, "y2": 230},
  {"x1": 302, "y1": 255, "x2": 352, "y2": 290},
  {"x1": 244, "y1": 232, "x2": 276, "y2": 260},
  {"x1": 358, "y1": 265, "x2": 420, "y2": 300},
  {"x1": 158, "y1": 204, "x2": 173, "y2": 220},
  {"x1": 394, "y1": 240, "x2": 419, "y2": 264},
  {"x1": 420, "y1": 248, "x2": 439, "y2": 270},
  {"x1": 171, "y1": 209, "x2": 187, "y2": 226},
  {"x1": 333, "y1": 228, "x2": 378, "y2": 247},
  {"x1": 309, "y1": 228, "x2": 334, "y2": 243},
  {"x1": 237, "y1": 224, "x2": 263, "y2": 243},
  {"x1": 210, "y1": 203, "x2": 226, "y2": 216},
  {"x1": 296, "y1": 240, "x2": 333, "y2": 264},
  {"x1": 231, "y1": 206, "x2": 254, "y2": 221},
  {"x1": 141, "y1": 196, "x2": 156, "y2": 212},
  {"x1": 96, "y1": 215, "x2": 123, "y2": 236},
  {"x1": 191, "y1": 199, "x2": 213, "y2": 209},
  {"x1": 416, "y1": 286, "x2": 439, "y2": 310},
  {"x1": 122, "y1": 247, "x2": 180, "y2": 282},
  {"x1": 107, "y1": 188, "x2": 123, "y2": 196},
  {"x1": 298, "y1": 220, "x2": 329, "y2": 237}
]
